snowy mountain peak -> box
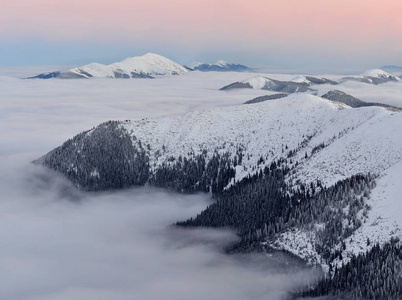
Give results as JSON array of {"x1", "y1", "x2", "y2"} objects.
[
  {"x1": 124, "y1": 52, "x2": 177, "y2": 65},
  {"x1": 188, "y1": 61, "x2": 203, "y2": 68},
  {"x1": 215, "y1": 60, "x2": 229, "y2": 66},
  {"x1": 142, "y1": 52, "x2": 168, "y2": 59},
  {"x1": 70, "y1": 62, "x2": 115, "y2": 78},
  {"x1": 342, "y1": 69, "x2": 401, "y2": 85},
  {"x1": 363, "y1": 69, "x2": 400, "y2": 81},
  {"x1": 109, "y1": 53, "x2": 188, "y2": 76},
  {"x1": 242, "y1": 76, "x2": 273, "y2": 89},
  {"x1": 290, "y1": 75, "x2": 311, "y2": 84}
]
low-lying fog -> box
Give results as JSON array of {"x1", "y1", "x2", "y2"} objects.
[
  {"x1": 0, "y1": 156, "x2": 316, "y2": 300},
  {"x1": 1, "y1": 68, "x2": 399, "y2": 299}
]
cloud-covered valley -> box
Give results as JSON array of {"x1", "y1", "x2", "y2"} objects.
[{"x1": 0, "y1": 154, "x2": 319, "y2": 300}]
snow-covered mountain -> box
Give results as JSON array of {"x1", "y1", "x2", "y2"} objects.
[
  {"x1": 35, "y1": 94, "x2": 402, "y2": 299},
  {"x1": 290, "y1": 75, "x2": 338, "y2": 85},
  {"x1": 220, "y1": 76, "x2": 314, "y2": 93},
  {"x1": 35, "y1": 94, "x2": 402, "y2": 233},
  {"x1": 220, "y1": 75, "x2": 337, "y2": 93},
  {"x1": 222, "y1": 70, "x2": 401, "y2": 94},
  {"x1": 29, "y1": 53, "x2": 189, "y2": 79},
  {"x1": 35, "y1": 92, "x2": 402, "y2": 196},
  {"x1": 363, "y1": 69, "x2": 400, "y2": 81},
  {"x1": 342, "y1": 69, "x2": 401, "y2": 84},
  {"x1": 243, "y1": 90, "x2": 401, "y2": 110},
  {"x1": 188, "y1": 60, "x2": 253, "y2": 72},
  {"x1": 321, "y1": 90, "x2": 401, "y2": 109},
  {"x1": 244, "y1": 93, "x2": 289, "y2": 104}
]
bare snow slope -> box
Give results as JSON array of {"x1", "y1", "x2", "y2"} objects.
[
  {"x1": 363, "y1": 69, "x2": 400, "y2": 81},
  {"x1": 69, "y1": 62, "x2": 115, "y2": 78},
  {"x1": 242, "y1": 76, "x2": 274, "y2": 89},
  {"x1": 108, "y1": 53, "x2": 188, "y2": 76},
  {"x1": 122, "y1": 93, "x2": 401, "y2": 186},
  {"x1": 341, "y1": 69, "x2": 401, "y2": 85}
]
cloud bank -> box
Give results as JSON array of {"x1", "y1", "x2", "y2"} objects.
[{"x1": 0, "y1": 156, "x2": 317, "y2": 300}]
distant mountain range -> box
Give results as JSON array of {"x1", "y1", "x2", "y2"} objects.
[
  {"x1": 380, "y1": 65, "x2": 402, "y2": 74},
  {"x1": 221, "y1": 69, "x2": 401, "y2": 93},
  {"x1": 220, "y1": 75, "x2": 337, "y2": 93},
  {"x1": 29, "y1": 52, "x2": 402, "y2": 84},
  {"x1": 187, "y1": 60, "x2": 253, "y2": 72},
  {"x1": 29, "y1": 53, "x2": 189, "y2": 79},
  {"x1": 244, "y1": 90, "x2": 400, "y2": 110},
  {"x1": 29, "y1": 54, "x2": 256, "y2": 79},
  {"x1": 341, "y1": 69, "x2": 401, "y2": 84}
]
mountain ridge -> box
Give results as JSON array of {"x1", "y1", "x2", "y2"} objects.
[
  {"x1": 341, "y1": 68, "x2": 401, "y2": 85},
  {"x1": 221, "y1": 70, "x2": 401, "y2": 93},
  {"x1": 35, "y1": 93, "x2": 401, "y2": 193},
  {"x1": 188, "y1": 60, "x2": 253, "y2": 72},
  {"x1": 29, "y1": 53, "x2": 188, "y2": 79}
]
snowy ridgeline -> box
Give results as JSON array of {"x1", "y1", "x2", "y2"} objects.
[
  {"x1": 36, "y1": 94, "x2": 402, "y2": 188},
  {"x1": 35, "y1": 93, "x2": 402, "y2": 298},
  {"x1": 188, "y1": 60, "x2": 253, "y2": 72},
  {"x1": 29, "y1": 53, "x2": 189, "y2": 79},
  {"x1": 221, "y1": 69, "x2": 401, "y2": 93}
]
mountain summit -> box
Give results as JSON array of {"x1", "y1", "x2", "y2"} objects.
[
  {"x1": 362, "y1": 68, "x2": 400, "y2": 80},
  {"x1": 342, "y1": 69, "x2": 401, "y2": 84},
  {"x1": 29, "y1": 53, "x2": 189, "y2": 79}
]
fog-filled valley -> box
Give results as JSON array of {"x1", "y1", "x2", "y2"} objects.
[{"x1": 1, "y1": 156, "x2": 321, "y2": 300}]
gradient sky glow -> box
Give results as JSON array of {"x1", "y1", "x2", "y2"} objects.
[{"x1": 2, "y1": 0, "x2": 402, "y2": 68}]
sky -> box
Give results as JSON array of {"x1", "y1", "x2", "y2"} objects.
[{"x1": 1, "y1": 0, "x2": 402, "y2": 69}]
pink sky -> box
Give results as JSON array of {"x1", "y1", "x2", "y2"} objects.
[{"x1": 2, "y1": 0, "x2": 402, "y2": 66}]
